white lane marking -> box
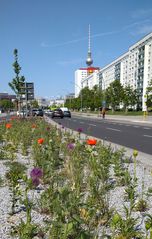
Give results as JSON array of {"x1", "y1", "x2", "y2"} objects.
[
  {"x1": 126, "y1": 125, "x2": 130, "y2": 126},
  {"x1": 80, "y1": 121, "x2": 84, "y2": 124},
  {"x1": 144, "y1": 127, "x2": 150, "y2": 130},
  {"x1": 73, "y1": 120, "x2": 77, "y2": 122},
  {"x1": 134, "y1": 126, "x2": 139, "y2": 128},
  {"x1": 143, "y1": 134, "x2": 152, "y2": 138},
  {"x1": 88, "y1": 123, "x2": 96, "y2": 126},
  {"x1": 106, "y1": 127, "x2": 121, "y2": 132}
]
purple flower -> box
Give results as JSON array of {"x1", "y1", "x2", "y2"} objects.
[
  {"x1": 32, "y1": 177, "x2": 40, "y2": 187},
  {"x1": 30, "y1": 168, "x2": 43, "y2": 179},
  {"x1": 67, "y1": 143, "x2": 75, "y2": 150},
  {"x1": 77, "y1": 127, "x2": 83, "y2": 133},
  {"x1": 46, "y1": 127, "x2": 50, "y2": 131}
]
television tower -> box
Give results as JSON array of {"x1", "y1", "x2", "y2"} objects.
[{"x1": 86, "y1": 24, "x2": 93, "y2": 66}]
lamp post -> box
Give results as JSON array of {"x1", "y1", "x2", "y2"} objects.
[
  {"x1": 143, "y1": 94, "x2": 148, "y2": 117},
  {"x1": 74, "y1": 83, "x2": 83, "y2": 111},
  {"x1": 102, "y1": 77, "x2": 106, "y2": 108}
]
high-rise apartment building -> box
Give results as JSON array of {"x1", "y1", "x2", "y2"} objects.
[{"x1": 81, "y1": 32, "x2": 152, "y2": 110}]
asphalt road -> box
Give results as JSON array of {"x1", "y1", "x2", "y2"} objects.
[{"x1": 52, "y1": 115, "x2": 152, "y2": 155}]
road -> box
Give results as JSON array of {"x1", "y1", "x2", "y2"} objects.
[{"x1": 51, "y1": 115, "x2": 152, "y2": 155}]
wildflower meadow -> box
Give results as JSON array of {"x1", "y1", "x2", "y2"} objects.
[{"x1": 0, "y1": 116, "x2": 152, "y2": 239}]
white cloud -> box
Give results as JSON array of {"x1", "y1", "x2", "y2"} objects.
[
  {"x1": 40, "y1": 42, "x2": 50, "y2": 48},
  {"x1": 92, "y1": 30, "x2": 119, "y2": 38},
  {"x1": 131, "y1": 8, "x2": 152, "y2": 18},
  {"x1": 41, "y1": 37, "x2": 87, "y2": 48},
  {"x1": 40, "y1": 30, "x2": 120, "y2": 48},
  {"x1": 122, "y1": 19, "x2": 150, "y2": 30},
  {"x1": 40, "y1": 20, "x2": 152, "y2": 49},
  {"x1": 130, "y1": 25, "x2": 152, "y2": 36}
]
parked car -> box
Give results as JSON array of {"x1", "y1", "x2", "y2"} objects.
[
  {"x1": 51, "y1": 108, "x2": 64, "y2": 118},
  {"x1": 32, "y1": 109, "x2": 44, "y2": 117},
  {"x1": 60, "y1": 107, "x2": 71, "y2": 118},
  {"x1": 17, "y1": 110, "x2": 30, "y2": 117},
  {"x1": 0, "y1": 108, "x2": 4, "y2": 114},
  {"x1": 45, "y1": 109, "x2": 53, "y2": 117}
]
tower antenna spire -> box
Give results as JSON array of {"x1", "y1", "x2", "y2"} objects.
[
  {"x1": 86, "y1": 24, "x2": 93, "y2": 66},
  {"x1": 88, "y1": 24, "x2": 91, "y2": 52}
]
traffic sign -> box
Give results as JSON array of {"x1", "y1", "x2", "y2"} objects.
[{"x1": 102, "y1": 100, "x2": 106, "y2": 107}]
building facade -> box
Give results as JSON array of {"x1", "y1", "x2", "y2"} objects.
[
  {"x1": 75, "y1": 68, "x2": 88, "y2": 97},
  {"x1": 0, "y1": 93, "x2": 16, "y2": 101},
  {"x1": 75, "y1": 67, "x2": 100, "y2": 97},
  {"x1": 80, "y1": 32, "x2": 152, "y2": 110}
]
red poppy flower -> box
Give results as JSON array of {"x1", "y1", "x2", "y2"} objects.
[
  {"x1": 32, "y1": 124, "x2": 37, "y2": 128},
  {"x1": 86, "y1": 139, "x2": 97, "y2": 145},
  {"x1": 37, "y1": 138, "x2": 44, "y2": 144},
  {"x1": 6, "y1": 123, "x2": 12, "y2": 129}
]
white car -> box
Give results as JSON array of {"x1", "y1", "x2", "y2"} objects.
[{"x1": 17, "y1": 110, "x2": 29, "y2": 117}]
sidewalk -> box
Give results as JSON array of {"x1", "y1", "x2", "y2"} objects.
[{"x1": 72, "y1": 112, "x2": 152, "y2": 125}]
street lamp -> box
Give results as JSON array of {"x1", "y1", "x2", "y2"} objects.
[
  {"x1": 62, "y1": 89, "x2": 72, "y2": 109},
  {"x1": 74, "y1": 82, "x2": 83, "y2": 111},
  {"x1": 101, "y1": 77, "x2": 106, "y2": 108}
]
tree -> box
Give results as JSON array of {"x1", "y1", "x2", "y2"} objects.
[
  {"x1": 0, "y1": 99, "x2": 14, "y2": 111},
  {"x1": 146, "y1": 79, "x2": 152, "y2": 110},
  {"x1": 8, "y1": 49, "x2": 25, "y2": 110},
  {"x1": 105, "y1": 80, "x2": 124, "y2": 112},
  {"x1": 123, "y1": 85, "x2": 138, "y2": 112},
  {"x1": 92, "y1": 85, "x2": 103, "y2": 110},
  {"x1": 79, "y1": 87, "x2": 94, "y2": 110},
  {"x1": 30, "y1": 99, "x2": 39, "y2": 109}
]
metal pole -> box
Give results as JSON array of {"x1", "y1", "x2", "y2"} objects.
[
  {"x1": 25, "y1": 82, "x2": 28, "y2": 117},
  {"x1": 81, "y1": 90, "x2": 83, "y2": 111}
]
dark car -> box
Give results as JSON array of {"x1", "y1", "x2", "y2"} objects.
[
  {"x1": 51, "y1": 108, "x2": 64, "y2": 118},
  {"x1": 32, "y1": 109, "x2": 44, "y2": 117},
  {"x1": 60, "y1": 107, "x2": 71, "y2": 118},
  {"x1": 62, "y1": 110, "x2": 71, "y2": 118}
]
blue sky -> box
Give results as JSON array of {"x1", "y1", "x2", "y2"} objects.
[{"x1": 1, "y1": 0, "x2": 152, "y2": 99}]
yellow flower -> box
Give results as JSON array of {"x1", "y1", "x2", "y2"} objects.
[
  {"x1": 133, "y1": 149, "x2": 138, "y2": 158},
  {"x1": 71, "y1": 182, "x2": 76, "y2": 191},
  {"x1": 79, "y1": 208, "x2": 89, "y2": 220}
]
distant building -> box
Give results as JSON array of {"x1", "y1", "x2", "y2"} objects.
[
  {"x1": 49, "y1": 96, "x2": 65, "y2": 107},
  {"x1": 65, "y1": 93, "x2": 75, "y2": 99},
  {"x1": 36, "y1": 97, "x2": 50, "y2": 107},
  {"x1": 0, "y1": 93, "x2": 16, "y2": 101},
  {"x1": 81, "y1": 67, "x2": 100, "y2": 89}
]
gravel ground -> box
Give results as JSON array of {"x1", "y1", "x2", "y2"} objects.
[
  {"x1": 1, "y1": 157, "x2": 152, "y2": 238},
  {"x1": 0, "y1": 152, "x2": 48, "y2": 239}
]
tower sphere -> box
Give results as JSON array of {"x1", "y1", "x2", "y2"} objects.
[{"x1": 86, "y1": 52, "x2": 93, "y2": 66}]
